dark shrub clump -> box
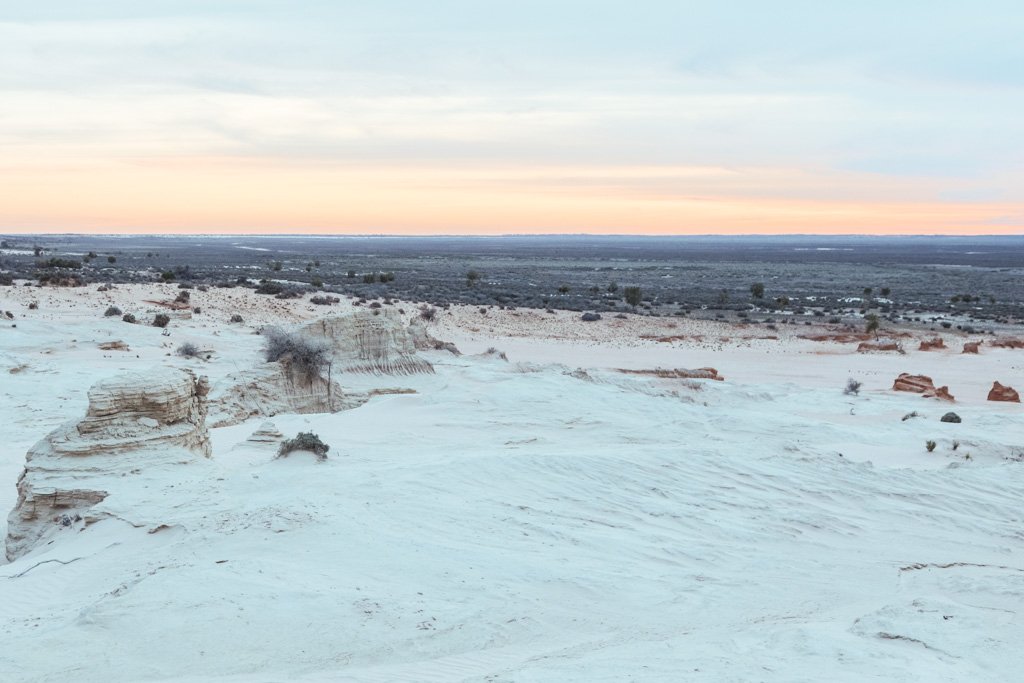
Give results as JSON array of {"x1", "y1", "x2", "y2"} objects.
[
  {"x1": 230, "y1": 314, "x2": 244, "y2": 323},
  {"x1": 104, "y1": 305, "x2": 122, "y2": 317},
  {"x1": 255, "y1": 282, "x2": 284, "y2": 295},
  {"x1": 278, "y1": 432, "x2": 329, "y2": 461},
  {"x1": 152, "y1": 313, "x2": 171, "y2": 328},
  {"x1": 176, "y1": 342, "x2": 200, "y2": 357},
  {"x1": 262, "y1": 327, "x2": 331, "y2": 383},
  {"x1": 122, "y1": 313, "x2": 137, "y2": 323}
]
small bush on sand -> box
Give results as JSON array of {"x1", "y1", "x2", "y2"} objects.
[
  {"x1": 122, "y1": 313, "x2": 137, "y2": 323},
  {"x1": 104, "y1": 305, "x2": 122, "y2": 317},
  {"x1": 176, "y1": 342, "x2": 200, "y2": 358},
  {"x1": 419, "y1": 305, "x2": 437, "y2": 321},
  {"x1": 926, "y1": 440, "x2": 937, "y2": 453},
  {"x1": 843, "y1": 378, "x2": 862, "y2": 395},
  {"x1": 263, "y1": 327, "x2": 331, "y2": 383},
  {"x1": 901, "y1": 411, "x2": 920, "y2": 421},
  {"x1": 152, "y1": 313, "x2": 170, "y2": 328},
  {"x1": 581, "y1": 312, "x2": 602, "y2": 322},
  {"x1": 278, "y1": 432, "x2": 329, "y2": 461},
  {"x1": 485, "y1": 347, "x2": 508, "y2": 361},
  {"x1": 230, "y1": 314, "x2": 243, "y2": 323}
]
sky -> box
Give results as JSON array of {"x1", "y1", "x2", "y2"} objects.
[{"x1": 2, "y1": 1, "x2": 1023, "y2": 235}]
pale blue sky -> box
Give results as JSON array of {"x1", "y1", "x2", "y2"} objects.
[{"x1": 2, "y1": 1, "x2": 1022, "y2": 233}]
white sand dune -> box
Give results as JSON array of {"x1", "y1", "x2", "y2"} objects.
[{"x1": 1, "y1": 284, "x2": 1022, "y2": 681}]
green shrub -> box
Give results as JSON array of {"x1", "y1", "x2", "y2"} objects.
[{"x1": 623, "y1": 286, "x2": 642, "y2": 308}]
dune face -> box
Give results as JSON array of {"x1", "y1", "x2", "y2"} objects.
[{"x1": 5, "y1": 369, "x2": 210, "y2": 560}]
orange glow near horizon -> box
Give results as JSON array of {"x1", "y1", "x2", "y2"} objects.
[{"x1": 1, "y1": 159, "x2": 1021, "y2": 236}]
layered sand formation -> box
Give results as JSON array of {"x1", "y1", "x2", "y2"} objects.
[
  {"x1": 299, "y1": 309, "x2": 434, "y2": 375},
  {"x1": 208, "y1": 361, "x2": 362, "y2": 428},
  {"x1": 5, "y1": 368, "x2": 211, "y2": 560}
]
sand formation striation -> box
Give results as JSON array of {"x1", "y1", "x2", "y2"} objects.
[{"x1": 299, "y1": 309, "x2": 435, "y2": 375}]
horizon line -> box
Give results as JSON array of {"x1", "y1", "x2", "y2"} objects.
[{"x1": 3, "y1": 231, "x2": 1024, "y2": 239}]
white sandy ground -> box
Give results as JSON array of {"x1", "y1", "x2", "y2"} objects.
[{"x1": 0, "y1": 283, "x2": 1023, "y2": 682}]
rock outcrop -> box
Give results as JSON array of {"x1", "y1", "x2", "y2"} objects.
[
  {"x1": 892, "y1": 373, "x2": 955, "y2": 401},
  {"x1": 987, "y1": 381, "x2": 1020, "y2": 403},
  {"x1": 857, "y1": 341, "x2": 901, "y2": 353},
  {"x1": 300, "y1": 310, "x2": 434, "y2": 375},
  {"x1": 208, "y1": 361, "x2": 364, "y2": 428},
  {"x1": 962, "y1": 341, "x2": 981, "y2": 354},
  {"x1": 918, "y1": 337, "x2": 946, "y2": 351},
  {"x1": 5, "y1": 369, "x2": 210, "y2": 561},
  {"x1": 618, "y1": 367, "x2": 725, "y2": 381}
]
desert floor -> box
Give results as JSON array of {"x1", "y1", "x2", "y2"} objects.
[{"x1": 1, "y1": 283, "x2": 1023, "y2": 682}]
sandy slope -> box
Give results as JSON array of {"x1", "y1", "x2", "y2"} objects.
[{"x1": 1, "y1": 284, "x2": 1023, "y2": 682}]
